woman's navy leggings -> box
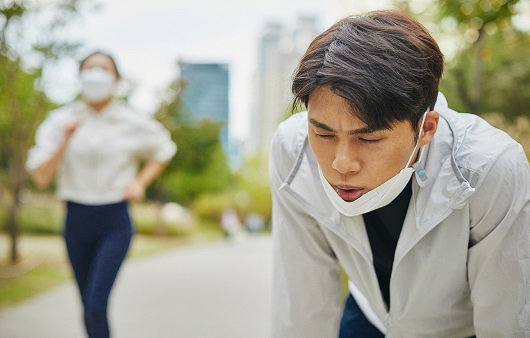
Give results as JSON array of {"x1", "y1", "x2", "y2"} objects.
[{"x1": 64, "y1": 201, "x2": 133, "y2": 338}]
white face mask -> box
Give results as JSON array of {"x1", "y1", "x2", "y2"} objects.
[
  {"x1": 318, "y1": 112, "x2": 428, "y2": 216},
  {"x1": 80, "y1": 68, "x2": 116, "y2": 103}
]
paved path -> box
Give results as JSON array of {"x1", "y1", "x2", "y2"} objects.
[{"x1": 0, "y1": 234, "x2": 272, "y2": 338}]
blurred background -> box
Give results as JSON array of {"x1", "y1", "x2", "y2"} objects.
[{"x1": 0, "y1": 0, "x2": 529, "y2": 327}]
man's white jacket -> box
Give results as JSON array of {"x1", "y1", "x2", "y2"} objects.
[{"x1": 269, "y1": 93, "x2": 530, "y2": 338}]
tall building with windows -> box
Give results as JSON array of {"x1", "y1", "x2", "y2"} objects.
[
  {"x1": 249, "y1": 16, "x2": 320, "y2": 156},
  {"x1": 179, "y1": 62, "x2": 230, "y2": 151},
  {"x1": 179, "y1": 64, "x2": 230, "y2": 121}
]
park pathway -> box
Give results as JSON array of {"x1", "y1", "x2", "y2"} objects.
[{"x1": 0, "y1": 234, "x2": 272, "y2": 338}]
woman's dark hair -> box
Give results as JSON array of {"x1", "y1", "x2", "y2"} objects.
[
  {"x1": 79, "y1": 50, "x2": 121, "y2": 79},
  {"x1": 292, "y1": 10, "x2": 444, "y2": 134}
]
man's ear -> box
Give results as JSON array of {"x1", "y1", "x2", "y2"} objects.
[{"x1": 419, "y1": 110, "x2": 439, "y2": 147}]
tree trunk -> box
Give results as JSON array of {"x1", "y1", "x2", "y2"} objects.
[
  {"x1": 7, "y1": 190, "x2": 20, "y2": 264},
  {"x1": 6, "y1": 149, "x2": 24, "y2": 265}
]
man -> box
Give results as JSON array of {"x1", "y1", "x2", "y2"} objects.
[{"x1": 269, "y1": 10, "x2": 529, "y2": 338}]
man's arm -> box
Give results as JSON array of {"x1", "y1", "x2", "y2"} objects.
[
  {"x1": 467, "y1": 144, "x2": 530, "y2": 337},
  {"x1": 269, "y1": 126, "x2": 343, "y2": 338}
]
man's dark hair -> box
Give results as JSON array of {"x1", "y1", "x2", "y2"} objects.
[{"x1": 292, "y1": 10, "x2": 444, "y2": 133}]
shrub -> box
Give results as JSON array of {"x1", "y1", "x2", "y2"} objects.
[
  {"x1": 16, "y1": 191, "x2": 64, "y2": 235},
  {"x1": 191, "y1": 193, "x2": 237, "y2": 224},
  {"x1": 4, "y1": 192, "x2": 197, "y2": 238},
  {"x1": 130, "y1": 202, "x2": 196, "y2": 237},
  {"x1": 19, "y1": 204, "x2": 63, "y2": 235}
]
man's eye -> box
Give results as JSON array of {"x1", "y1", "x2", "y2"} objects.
[
  {"x1": 359, "y1": 138, "x2": 381, "y2": 143},
  {"x1": 316, "y1": 133, "x2": 334, "y2": 139}
]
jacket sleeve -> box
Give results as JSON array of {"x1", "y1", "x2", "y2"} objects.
[
  {"x1": 138, "y1": 118, "x2": 177, "y2": 163},
  {"x1": 26, "y1": 109, "x2": 67, "y2": 172},
  {"x1": 269, "y1": 123, "x2": 343, "y2": 338},
  {"x1": 467, "y1": 143, "x2": 530, "y2": 337}
]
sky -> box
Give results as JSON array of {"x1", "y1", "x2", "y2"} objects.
[{"x1": 40, "y1": 0, "x2": 396, "y2": 141}]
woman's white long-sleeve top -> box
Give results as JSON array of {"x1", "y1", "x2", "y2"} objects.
[
  {"x1": 269, "y1": 93, "x2": 530, "y2": 337},
  {"x1": 26, "y1": 101, "x2": 177, "y2": 205}
]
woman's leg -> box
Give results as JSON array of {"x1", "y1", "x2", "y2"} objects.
[
  {"x1": 64, "y1": 202, "x2": 98, "y2": 312},
  {"x1": 339, "y1": 293, "x2": 385, "y2": 338},
  {"x1": 83, "y1": 202, "x2": 133, "y2": 338},
  {"x1": 83, "y1": 226, "x2": 132, "y2": 337},
  {"x1": 64, "y1": 201, "x2": 133, "y2": 338}
]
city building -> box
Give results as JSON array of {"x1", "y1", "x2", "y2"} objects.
[
  {"x1": 249, "y1": 16, "x2": 320, "y2": 157},
  {"x1": 179, "y1": 62, "x2": 241, "y2": 169},
  {"x1": 179, "y1": 62, "x2": 230, "y2": 149}
]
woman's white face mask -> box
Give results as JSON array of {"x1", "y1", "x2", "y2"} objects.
[
  {"x1": 80, "y1": 68, "x2": 116, "y2": 103},
  {"x1": 319, "y1": 112, "x2": 428, "y2": 216}
]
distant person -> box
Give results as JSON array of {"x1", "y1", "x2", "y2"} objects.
[
  {"x1": 26, "y1": 51, "x2": 176, "y2": 338},
  {"x1": 220, "y1": 207, "x2": 243, "y2": 239},
  {"x1": 244, "y1": 213, "x2": 265, "y2": 233},
  {"x1": 269, "y1": 10, "x2": 530, "y2": 337}
]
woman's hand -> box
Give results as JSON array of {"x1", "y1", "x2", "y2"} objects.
[
  {"x1": 123, "y1": 179, "x2": 147, "y2": 202},
  {"x1": 123, "y1": 160, "x2": 167, "y2": 202},
  {"x1": 64, "y1": 118, "x2": 81, "y2": 142}
]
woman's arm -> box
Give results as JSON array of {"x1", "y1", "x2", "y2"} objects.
[
  {"x1": 122, "y1": 159, "x2": 168, "y2": 202},
  {"x1": 30, "y1": 119, "x2": 80, "y2": 190}
]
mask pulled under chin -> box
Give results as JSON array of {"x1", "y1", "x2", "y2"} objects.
[
  {"x1": 318, "y1": 165, "x2": 415, "y2": 216},
  {"x1": 80, "y1": 68, "x2": 116, "y2": 103},
  {"x1": 319, "y1": 112, "x2": 427, "y2": 216}
]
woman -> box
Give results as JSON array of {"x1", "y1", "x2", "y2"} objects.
[{"x1": 26, "y1": 51, "x2": 176, "y2": 338}]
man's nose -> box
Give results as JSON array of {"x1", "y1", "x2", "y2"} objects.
[{"x1": 332, "y1": 142, "x2": 361, "y2": 175}]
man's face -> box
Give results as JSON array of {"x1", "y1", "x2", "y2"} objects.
[{"x1": 307, "y1": 86, "x2": 422, "y2": 202}]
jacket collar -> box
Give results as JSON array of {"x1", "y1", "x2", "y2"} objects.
[{"x1": 279, "y1": 108, "x2": 475, "y2": 235}]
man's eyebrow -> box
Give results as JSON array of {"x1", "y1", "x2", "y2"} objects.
[{"x1": 308, "y1": 118, "x2": 381, "y2": 135}]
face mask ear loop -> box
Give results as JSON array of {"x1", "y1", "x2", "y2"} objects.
[
  {"x1": 412, "y1": 110, "x2": 430, "y2": 187},
  {"x1": 405, "y1": 111, "x2": 428, "y2": 168}
]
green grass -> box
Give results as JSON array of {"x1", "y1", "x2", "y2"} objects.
[
  {"x1": 0, "y1": 192, "x2": 226, "y2": 312},
  {"x1": 0, "y1": 233, "x2": 71, "y2": 311},
  {"x1": 0, "y1": 193, "x2": 239, "y2": 312},
  {"x1": 0, "y1": 264, "x2": 70, "y2": 310}
]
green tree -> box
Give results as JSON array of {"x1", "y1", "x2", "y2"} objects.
[
  {"x1": 442, "y1": 25, "x2": 530, "y2": 118},
  {"x1": 394, "y1": 0, "x2": 530, "y2": 118},
  {"x1": 436, "y1": 0, "x2": 523, "y2": 115},
  {"x1": 151, "y1": 79, "x2": 233, "y2": 205},
  {"x1": 481, "y1": 28, "x2": 530, "y2": 118},
  {"x1": 233, "y1": 154, "x2": 272, "y2": 222},
  {"x1": 0, "y1": 0, "x2": 87, "y2": 263}
]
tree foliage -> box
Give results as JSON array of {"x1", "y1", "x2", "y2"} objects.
[
  {"x1": 0, "y1": 0, "x2": 88, "y2": 263},
  {"x1": 438, "y1": 0, "x2": 518, "y2": 26},
  {"x1": 151, "y1": 79, "x2": 233, "y2": 205},
  {"x1": 396, "y1": 0, "x2": 529, "y2": 118},
  {"x1": 434, "y1": 0, "x2": 529, "y2": 116},
  {"x1": 441, "y1": 25, "x2": 530, "y2": 118},
  {"x1": 233, "y1": 154, "x2": 272, "y2": 221}
]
